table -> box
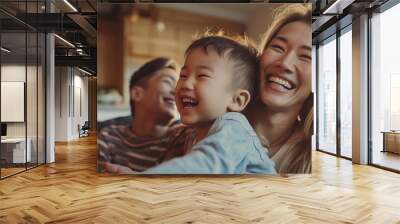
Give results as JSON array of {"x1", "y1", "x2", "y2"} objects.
[
  {"x1": 1, "y1": 138, "x2": 31, "y2": 163},
  {"x1": 382, "y1": 131, "x2": 400, "y2": 154}
]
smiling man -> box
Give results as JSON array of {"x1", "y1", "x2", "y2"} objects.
[{"x1": 97, "y1": 57, "x2": 189, "y2": 172}]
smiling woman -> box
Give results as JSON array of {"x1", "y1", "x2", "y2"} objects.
[
  {"x1": 259, "y1": 21, "x2": 312, "y2": 112},
  {"x1": 245, "y1": 4, "x2": 313, "y2": 174}
]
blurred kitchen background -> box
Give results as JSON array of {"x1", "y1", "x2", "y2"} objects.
[{"x1": 97, "y1": 3, "x2": 286, "y2": 121}]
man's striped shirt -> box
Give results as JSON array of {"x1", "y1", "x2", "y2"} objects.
[{"x1": 97, "y1": 121, "x2": 192, "y2": 172}]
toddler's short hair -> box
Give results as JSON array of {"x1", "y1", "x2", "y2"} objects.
[{"x1": 185, "y1": 34, "x2": 259, "y2": 97}]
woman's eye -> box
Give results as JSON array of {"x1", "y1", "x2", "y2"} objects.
[
  {"x1": 179, "y1": 74, "x2": 187, "y2": 79},
  {"x1": 299, "y1": 54, "x2": 311, "y2": 62}
]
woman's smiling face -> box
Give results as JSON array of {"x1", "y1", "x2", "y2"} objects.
[{"x1": 259, "y1": 21, "x2": 312, "y2": 111}]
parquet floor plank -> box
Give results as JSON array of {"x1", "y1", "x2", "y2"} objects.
[{"x1": 0, "y1": 135, "x2": 399, "y2": 223}]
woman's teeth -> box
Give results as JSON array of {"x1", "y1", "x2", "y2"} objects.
[
  {"x1": 268, "y1": 76, "x2": 293, "y2": 90},
  {"x1": 181, "y1": 97, "x2": 198, "y2": 107}
]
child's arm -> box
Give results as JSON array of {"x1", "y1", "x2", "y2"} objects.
[
  {"x1": 143, "y1": 120, "x2": 276, "y2": 174},
  {"x1": 143, "y1": 139, "x2": 236, "y2": 174}
]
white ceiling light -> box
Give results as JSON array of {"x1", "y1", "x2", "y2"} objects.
[
  {"x1": 323, "y1": 0, "x2": 355, "y2": 15},
  {"x1": 63, "y1": 0, "x2": 78, "y2": 12},
  {"x1": 1, "y1": 47, "x2": 11, "y2": 53},
  {"x1": 54, "y1": 34, "x2": 75, "y2": 48},
  {"x1": 76, "y1": 48, "x2": 85, "y2": 55},
  {"x1": 78, "y1": 67, "x2": 93, "y2": 76}
]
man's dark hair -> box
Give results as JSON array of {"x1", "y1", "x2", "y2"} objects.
[
  {"x1": 129, "y1": 57, "x2": 177, "y2": 116},
  {"x1": 185, "y1": 35, "x2": 259, "y2": 97}
]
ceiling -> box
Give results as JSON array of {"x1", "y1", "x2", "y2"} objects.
[
  {"x1": 1, "y1": 0, "x2": 97, "y2": 73},
  {"x1": 0, "y1": 0, "x2": 394, "y2": 74}
]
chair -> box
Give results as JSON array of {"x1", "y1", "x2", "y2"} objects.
[{"x1": 79, "y1": 121, "x2": 90, "y2": 138}]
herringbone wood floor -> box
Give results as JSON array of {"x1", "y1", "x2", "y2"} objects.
[{"x1": 1, "y1": 135, "x2": 400, "y2": 224}]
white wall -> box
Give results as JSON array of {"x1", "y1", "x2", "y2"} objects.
[
  {"x1": 72, "y1": 73, "x2": 89, "y2": 138},
  {"x1": 55, "y1": 67, "x2": 69, "y2": 141},
  {"x1": 55, "y1": 67, "x2": 89, "y2": 141},
  {"x1": 1, "y1": 65, "x2": 37, "y2": 137},
  {"x1": 1, "y1": 63, "x2": 46, "y2": 164},
  {"x1": 74, "y1": 74, "x2": 89, "y2": 121}
]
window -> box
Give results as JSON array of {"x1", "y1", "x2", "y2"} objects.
[
  {"x1": 317, "y1": 35, "x2": 337, "y2": 155},
  {"x1": 370, "y1": 2, "x2": 400, "y2": 171},
  {"x1": 339, "y1": 27, "x2": 352, "y2": 158},
  {"x1": 0, "y1": 1, "x2": 47, "y2": 179}
]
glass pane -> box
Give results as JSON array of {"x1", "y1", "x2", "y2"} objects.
[
  {"x1": 27, "y1": 31, "x2": 38, "y2": 169},
  {"x1": 1, "y1": 31, "x2": 27, "y2": 177},
  {"x1": 38, "y1": 32, "x2": 45, "y2": 165},
  {"x1": 0, "y1": 1, "x2": 46, "y2": 178},
  {"x1": 371, "y1": 4, "x2": 400, "y2": 171},
  {"x1": 317, "y1": 36, "x2": 337, "y2": 154},
  {"x1": 312, "y1": 45, "x2": 317, "y2": 151},
  {"x1": 340, "y1": 29, "x2": 352, "y2": 158}
]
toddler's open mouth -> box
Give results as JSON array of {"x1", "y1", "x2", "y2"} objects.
[{"x1": 181, "y1": 96, "x2": 198, "y2": 108}]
